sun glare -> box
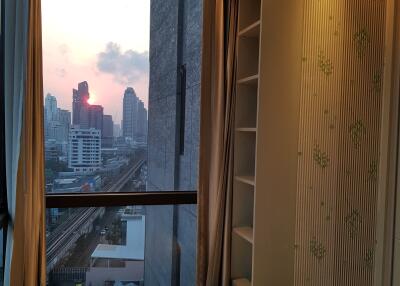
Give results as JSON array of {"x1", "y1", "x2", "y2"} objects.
[{"x1": 87, "y1": 94, "x2": 96, "y2": 105}]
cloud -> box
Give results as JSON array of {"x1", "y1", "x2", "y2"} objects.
[
  {"x1": 58, "y1": 43, "x2": 69, "y2": 57},
  {"x1": 55, "y1": 68, "x2": 67, "y2": 78},
  {"x1": 97, "y1": 42, "x2": 149, "y2": 85}
]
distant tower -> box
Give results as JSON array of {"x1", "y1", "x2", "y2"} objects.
[
  {"x1": 113, "y1": 124, "x2": 121, "y2": 138},
  {"x1": 88, "y1": 104, "x2": 104, "y2": 132},
  {"x1": 122, "y1": 87, "x2": 138, "y2": 139},
  {"x1": 102, "y1": 114, "x2": 114, "y2": 147},
  {"x1": 137, "y1": 100, "x2": 148, "y2": 140},
  {"x1": 45, "y1": 93, "x2": 58, "y2": 122},
  {"x1": 72, "y1": 81, "x2": 90, "y2": 128}
]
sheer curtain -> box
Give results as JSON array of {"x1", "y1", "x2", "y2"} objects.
[
  {"x1": 4, "y1": 0, "x2": 46, "y2": 284},
  {"x1": 197, "y1": 0, "x2": 238, "y2": 285},
  {"x1": 4, "y1": 0, "x2": 29, "y2": 284}
]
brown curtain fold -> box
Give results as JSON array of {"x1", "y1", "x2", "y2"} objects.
[
  {"x1": 197, "y1": 0, "x2": 239, "y2": 285},
  {"x1": 10, "y1": 0, "x2": 46, "y2": 284}
]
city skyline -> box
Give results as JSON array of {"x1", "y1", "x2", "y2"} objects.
[
  {"x1": 45, "y1": 81, "x2": 148, "y2": 126},
  {"x1": 42, "y1": 0, "x2": 150, "y2": 124}
]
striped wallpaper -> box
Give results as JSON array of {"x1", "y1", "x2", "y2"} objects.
[{"x1": 294, "y1": 0, "x2": 387, "y2": 285}]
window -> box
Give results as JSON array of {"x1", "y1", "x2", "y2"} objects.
[{"x1": 42, "y1": 0, "x2": 202, "y2": 285}]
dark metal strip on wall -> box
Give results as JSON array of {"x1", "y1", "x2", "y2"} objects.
[{"x1": 45, "y1": 191, "x2": 197, "y2": 208}]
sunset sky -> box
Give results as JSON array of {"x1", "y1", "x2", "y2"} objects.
[{"x1": 42, "y1": 0, "x2": 150, "y2": 124}]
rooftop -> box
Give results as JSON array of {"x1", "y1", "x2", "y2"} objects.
[{"x1": 91, "y1": 215, "x2": 145, "y2": 261}]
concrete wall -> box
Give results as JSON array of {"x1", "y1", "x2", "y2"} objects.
[{"x1": 145, "y1": 0, "x2": 202, "y2": 285}]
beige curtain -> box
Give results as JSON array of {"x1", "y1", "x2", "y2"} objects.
[
  {"x1": 10, "y1": 0, "x2": 46, "y2": 284},
  {"x1": 197, "y1": 0, "x2": 238, "y2": 285}
]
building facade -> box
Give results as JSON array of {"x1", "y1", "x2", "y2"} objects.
[
  {"x1": 113, "y1": 124, "x2": 121, "y2": 138},
  {"x1": 44, "y1": 94, "x2": 71, "y2": 158},
  {"x1": 45, "y1": 93, "x2": 58, "y2": 122},
  {"x1": 72, "y1": 81, "x2": 90, "y2": 128},
  {"x1": 145, "y1": 0, "x2": 202, "y2": 285},
  {"x1": 68, "y1": 127, "x2": 101, "y2": 173},
  {"x1": 88, "y1": 104, "x2": 104, "y2": 132},
  {"x1": 102, "y1": 114, "x2": 114, "y2": 147},
  {"x1": 122, "y1": 87, "x2": 138, "y2": 140},
  {"x1": 122, "y1": 87, "x2": 148, "y2": 142},
  {"x1": 137, "y1": 100, "x2": 148, "y2": 141}
]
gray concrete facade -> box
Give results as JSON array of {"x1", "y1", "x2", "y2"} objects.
[{"x1": 145, "y1": 0, "x2": 202, "y2": 285}]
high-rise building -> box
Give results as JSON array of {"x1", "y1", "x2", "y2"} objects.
[
  {"x1": 72, "y1": 81, "x2": 105, "y2": 134},
  {"x1": 44, "y1": 95, "x2": 71, "y2": 146},
  {"x1": 45, "y1": 139, "x2": 59, "y2": 161},
  {"x1": 57, "y1": 108, "x2": 71, "y2": 143},
  {"x1": 102, "y1": 114, "x2": 114, "y2": 147},
  {"x1": 122, "y1": 87, "x2": 148, "y2": 142},
  {"x1": 113, "y1": 124, "x2": 121, "y2": 138},
  {"x1": 102, "y1": 115, "x2": 113, "y2": 138},
  {"x1": 145, "y1": 0, "x2": 202, "y2": 284},
  {"x1": 88, "y1": 104, "x2": 104, "y2": 132},
  {"x1": 58, "y1": 108, "x2": 71, "y2": 126},
  {"x1": 45, "y1": 93, "x2": 58, "y2": 122},
  {"x1": 72, "y1": 81, "x2": 90, "y2": 128},
  {"x1": 137, "y1": 100, "x2": 148, "y2": 140},
  {"x1": 122, "y1": 87, "x2": 138, "y2": 140},
  {"x1": 68, "y1": 127, "x2": 101, "y2": 173}
]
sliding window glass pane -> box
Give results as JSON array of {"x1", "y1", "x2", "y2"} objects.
[
  {"x1": 42, "y1": 0, "x2": 202, "y2": 195},
  {"x1": 42, "y1": 1, "x2": 202, "y2": 285},
  {"x1": 46, "y1": 205, "x2": 196, "y2": 286}
]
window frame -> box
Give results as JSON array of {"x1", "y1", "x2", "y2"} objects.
[
  {"x1": 0, "y1": 0, "x2": 8, "y2": 278},
  {"x1": 45, "y1": 191, "x2": 197, "y2": 208}
]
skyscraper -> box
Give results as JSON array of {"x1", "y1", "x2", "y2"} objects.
[
  {"x1": 102, "y1": 114, "x2": 114, "y2": 147},
  {"x1": 122, "y1": 87, "x2": 138, "y2": 140},
  {"x1": 88, "y1": 104, "x2": 104, "y2": 133},
  {"x1": 44, "y1": 95, "x2": 71, "y2": 145},
  {"x1": 58, "y1": 108, "x2": 71, "y2": 126},
  {"x1": 137, "y1": 100, "x2": 148, "y2": 140},
  {"x1": 122, "y1": 87, "x2": 148, "y2": 142},
  {"x1": 45, "y1": 93, "x2": 58, "y2": 122},
  {"x1": 72, "y1": 81, "x2": 90, "y2": 128},
  {"x1": 113, "y1": 124, "x2": 121, "y2": 138}
]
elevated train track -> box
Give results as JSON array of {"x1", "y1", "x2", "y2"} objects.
[{"x1": 46, "y1": 158, "x2": 145, "y2": 272}]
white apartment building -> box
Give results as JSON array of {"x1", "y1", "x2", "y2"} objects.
[{"x1": 68, "y1": 127, "x2": 101, "y2": 173}]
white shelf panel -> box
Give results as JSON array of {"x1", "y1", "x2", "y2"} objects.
[
  {"x1": 233, "y1": 278, "x2": 251, "y2": 286},
  {"x1": 239, "y1": 20, "x2": 260, "y2": 38},
  {"x1": 236, "y1": 127, "x2": 257, "y2": 132},
  {"x1": 233, "y1": 226, "x2": 254, "y2": 244},
  {"x1": 235, "y1": 175, "x2": 255, "y2": 186},
  {"x1": 237, "y1": 74, "x2": 258, "y2": 86}
]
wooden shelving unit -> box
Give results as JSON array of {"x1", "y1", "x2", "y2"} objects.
[
  {"x1": 232, "y1": 278, "x2": 251, "y2": 286},
  {"x1": 235, "y1": 175, "x2": 255, "y2": 187},
  {"x1": 231, "y1": 0, "x2": 262, "y2": 284},
  {"x1": 236, "y1": 127, "x2": 257, "y2": 133},
  {"x1": 233, "y1": 227, "x2": 254, "y2": 244},
  {"x1": 237, "y1": 75, "x2": 259, "y2": 85}
]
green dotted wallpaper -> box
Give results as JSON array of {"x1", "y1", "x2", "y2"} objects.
[{"x1": 294, "y1": 0, "x2": 386, "y2": 285}]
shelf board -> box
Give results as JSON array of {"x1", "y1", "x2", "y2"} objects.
[
  {"x1": 236, "y1": 127, "x2": 257, "y2": 132},
  {"x1": 235, "y1": 175, "x2": 255, "y2": 186},
  {"x1": 238, "y1": 20, "x2": 260, "y2": 38},
  {"x1": 233, "y1": 278, "x2": 251, "y2": 286},
  {"x1": 233, "y1": 226, "x2": 254, "y2": 244},
  {"x1": 237, "y1": 74, "x2": 258, "y2": 86}
]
